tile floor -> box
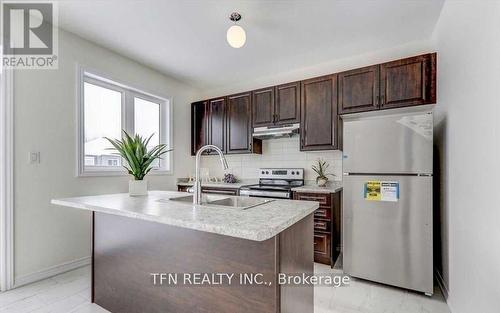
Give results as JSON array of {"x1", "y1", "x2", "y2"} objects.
[{"x1": 0, "y1": 265, "x2": 450, "y2": 313}]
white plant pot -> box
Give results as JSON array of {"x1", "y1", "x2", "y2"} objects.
[
  {"x1": 129, "y1": 179, "x2": 148, "y2": 196},
  {"x1": 317, "y1": 178, "x2": 328, "y2": 187}
]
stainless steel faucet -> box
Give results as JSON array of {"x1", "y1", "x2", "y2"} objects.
[{"x1": 193, "y1": 145, "x2": 228, "y2": 205}]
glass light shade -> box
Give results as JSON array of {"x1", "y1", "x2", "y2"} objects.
[{"x1": 226, "y1": 25, "x2": 246, "y2": 48}]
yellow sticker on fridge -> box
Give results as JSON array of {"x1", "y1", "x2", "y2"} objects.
[
  {"x1": 364, "y1": 181, "x2": 381, "y2": 201},
  {"x1": 364, "y1": 181, "x2": 399, "y2": 202}
]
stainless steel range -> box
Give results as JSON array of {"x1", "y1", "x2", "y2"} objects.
[{"x1": 240, "y1": 168, "x2": 304, "y2": 199}]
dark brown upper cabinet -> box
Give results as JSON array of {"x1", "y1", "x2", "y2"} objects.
[
  {"x1": 300, "y1": 75, "x2": 338, "y2": 151},
  {"x1": 380, "y1": 53, "x2": 436, "y2": 109},
  {"x1": 226, "y1": 92, "x2": 262, "y2": 154},
  {"x1": 252, "y1": 87, "x2": 274, "y2": 127},
  {"x1": 251, "y1": 82, "x2": 300, "y2": 127},
  {"x1": 191, "y1": 101, "x2": 208, "y2": 155},
  {"x1": 275, "y1": 82, "x2": 300, "y2": 125},
  {"x1": 207, "y1": 97, "x2": 226, "y2": 154},
  {"x1": 338, "y1": 65, "x2": 380, "y2": 114},
  {"x1": 193, "y1": 53, "x2": 437, "y2": 154}
]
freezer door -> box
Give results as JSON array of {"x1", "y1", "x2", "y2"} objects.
[
  {"x1": 343, "y1": 109, "x2": 433, "y2": 174},
  {"x1": 343, "y1": 175, "x2": 433, "y2": 294}
]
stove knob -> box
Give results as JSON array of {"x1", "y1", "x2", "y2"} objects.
[
  {"x1": 291, "y1": 171, "x2": 295, "y2": 175},
  {"x1": 261, "y1": 171, "x2": 265, "y2": 174},
  {"x1": 266, "y1": 171, "x2": 269, "y2": 174}
]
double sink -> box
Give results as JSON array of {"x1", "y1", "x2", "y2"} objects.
[{"x1": 158, "y1": 194, "x2": 274, "y2": 210}]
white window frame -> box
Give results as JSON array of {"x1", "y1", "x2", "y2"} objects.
[{"x1": 77, "y1": 66, "x2": 173, "y2": 177}]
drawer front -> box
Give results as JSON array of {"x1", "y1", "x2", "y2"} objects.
[
  {"x1": 295, "y1": 193, "x2": 331, "y2": 208},
  {"x1": 314, "y1": 208, "x2": 332, "y2": 221},
  {"x1": 314, "y1": 220, "x2": 330, "y2": 232},
  {"x1": 314, "y1": 233, "x2": 332, "y2": 265},
  {"x1": 314, "y1": 233, "x2": 330, "y2": 258},
  {"x1": 314, "y1": 234, "x2": 328, "y2": 254}
]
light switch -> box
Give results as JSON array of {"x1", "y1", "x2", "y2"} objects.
[{"x1": 29, "y1": 152, "x2": 40, "y2": 164}]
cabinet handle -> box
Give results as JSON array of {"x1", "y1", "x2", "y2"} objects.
[
  {"x1": 315, "y1": 222, "x2": 327, "y2": 229},
  {"x1": 376, "y1": 95, "x2": 380, "y2": 105},
  {"x1": 381, "y1": 95, "x2": 385, "y2": 104},
  {"x1": 300, "y1": 195, "x2": 327, "y2": 203},
  {"x1": 314, "y1": 209, "x2": 327, "y2": 217}
]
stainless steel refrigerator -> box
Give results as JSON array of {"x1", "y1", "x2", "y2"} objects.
[{"x1": 342, "y1": 105, "x2": 433, "y2": 295}]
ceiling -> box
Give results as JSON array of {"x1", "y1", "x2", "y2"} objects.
[{"x1": 56, "y1": 0, "x2": 444, "y2": 90}]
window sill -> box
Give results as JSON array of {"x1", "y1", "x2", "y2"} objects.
[{"x1": 77, "y1": 169, "x2": 173, "y2": 178}]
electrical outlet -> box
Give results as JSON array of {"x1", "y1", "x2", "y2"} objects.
[{"x1": 29, "y1": 152, "x2": 40, "y2": 164}]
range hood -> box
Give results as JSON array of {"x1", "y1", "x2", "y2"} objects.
[{"x1": 252, "y1": 123, "x2": 300, "y2": 140}]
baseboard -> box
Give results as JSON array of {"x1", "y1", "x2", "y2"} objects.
[
  {"x1": 13, "y1": 256, "x2": 91, "y2": 288},
  {"x1": 435, "y1": 269, "x2": 449, "y2": 299}
]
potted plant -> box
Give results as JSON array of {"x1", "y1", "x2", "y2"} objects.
[
  {"x1": 311, "y1": 159, "x2": 335, "y2": 187},
  {"x1": 105, "y1": 130, "x2": 171, "y2": 196}
]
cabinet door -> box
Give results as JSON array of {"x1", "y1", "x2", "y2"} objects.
[
  {"x1": 207, "y1": 97, "x2": 226, "y2": 153},
  {"x1": 313, "y1": 234, "x2": 332, "y2": 265},
  {"x1": 226, "y1": 92, "x2": 253, "y2": 154},
  {"x1": 252, "y1": 87, "x2": 274, "y2": 127},
  {"x1": 191, "y1": 101, "x2": 208, "y2": 156},
  {"x1": 338, "y1": 65, "x2": 380, "y2": 114},
  {"x1": 380, "y1": 53, "x2": 436, "y2": 109},
  {"x1": 275, "y1": 82, "x2": 300, "y2": 125},
  {"x1": 300, "y1": 75, "x2": 338, "y2": 151}
]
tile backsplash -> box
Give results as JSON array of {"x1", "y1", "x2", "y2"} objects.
[{"x1": 190, "y1": 137, "x2": 343, "y2": 181}]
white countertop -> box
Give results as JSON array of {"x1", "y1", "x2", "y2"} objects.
[
  {"x1": 291, "y1": 181, "x2": 343, "y2": 194},
  {"x1": 51, "y1": 190, "x2": 318, "y2": 242}
]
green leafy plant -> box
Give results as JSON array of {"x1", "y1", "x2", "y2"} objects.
[
  {"x1": 105, "y1": 130, "x2": 171, "y2": 180},
  {"x1": 311, "y1": 159, "x2": 335, "y2": 183}
]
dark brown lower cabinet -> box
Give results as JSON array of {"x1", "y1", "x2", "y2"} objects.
[{"x1": 293, "y1": 191, "x2": 341, "y2": 266}]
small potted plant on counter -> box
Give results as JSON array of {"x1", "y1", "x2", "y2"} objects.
[
  {"x1": 312, "y1": 159, "x2": 335, "y2": 187},
  {"x1": 105, "y1": 130, "x2": 171, "y2": 196}
]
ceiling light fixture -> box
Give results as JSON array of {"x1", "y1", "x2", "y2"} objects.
[{"x1": 226, "y1": 12, "x2": 246, "y2": 48}]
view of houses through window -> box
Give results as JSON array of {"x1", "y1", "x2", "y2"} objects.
[
  {"x1": 80, "y1": 71, "x2": 169, "y2": 174},
  {"x1": 83, "y1": 81, "x2": 122, "y2": 168}
]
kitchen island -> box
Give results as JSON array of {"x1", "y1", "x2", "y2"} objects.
[{"x1": 52, "y1": 191, "x2": 318, "y2": 313}]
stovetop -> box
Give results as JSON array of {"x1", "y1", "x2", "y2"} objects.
[{"x1": 239, "y1": 168, "x2": 304, "y2": 199}]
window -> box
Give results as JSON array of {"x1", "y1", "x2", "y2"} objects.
[{"x1": 78, "y1": 69, "x2": 172, "y2": 176}]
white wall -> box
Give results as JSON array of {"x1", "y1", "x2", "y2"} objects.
[
  {"x1": 13, "y1": 29, "x2": 199, "y2": 281},
  {"x1": 198, "y1": 137, "x2": 343, "y2": 182},
  {"x1": 432, "y1": 1, "x2": 500, "y2": 313}
]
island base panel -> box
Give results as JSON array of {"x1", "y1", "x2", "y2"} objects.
[{"x1": 92, "y1": 212, "x2": 313, "y2": 313}]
